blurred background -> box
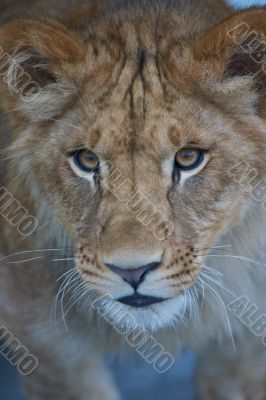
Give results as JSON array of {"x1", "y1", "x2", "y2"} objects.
[{"x1": 0, "y1": 0, "x2": 265, "y2": 399}]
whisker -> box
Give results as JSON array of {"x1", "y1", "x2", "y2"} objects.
[
  {"x1": 203, "y1": 265, "x2": 224, "y2": 277},
  {"x1": 63, "y1": 280, "x2": 85, "y2": 310},
  {"x1": 181, "y1": 291, "x2": 188, "y2": 318},
  {"x1": 52, "y1": 268, "x2": 78, "y2": 331},
  {"x1": 192, "y1": 284, "x2": 199, "y2": 300},
  {"x1": 200, "y1": 277, "x2": 236, "y2": 351},
  {"x1": 205, "y1": 254, "x2": 266, "y2": 268},
  {"x1": 62, "y1": 284, "x2": 88, "y2": 319},
  {"x1": 189, "y1": 287, "x2": 199, "y2": 323},
  {"x1": 77, "y1": 287, "x2": 94, "y2": 312},
  {"x1": 187, "y1": 290, "x2": 193, "y2": 320},
  {"x1": 7, "y1": 256, "x2": 44, "y2": 264},
  {"x1": 56, "y1": 268, "x2": 77, "y2": 282},
  {"x1": 60, "y1": 278, "x2": 81, "y2": 331},
  {"x1": 81, "y1": 288, "x2": 98, "y2": 311},
  {"x1": 196, "y1": 278, "x2": 205, "y2": 308},
  {"x1": 195, "y1": 244, "x2": 232, "y2": 254},
  {"x1": 0, "y1": 248, "x2": 72, "y2": 264},
  {"x1": 193, "y1": 261, "x2": 223, "y2": 277},
  {"x1": 210, "y1": 245, "x2": 232, "y2": 249},
  {"x1": 200, "y1": 272, "x2": 236, "y2": 298}
]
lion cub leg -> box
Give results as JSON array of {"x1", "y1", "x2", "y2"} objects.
[
  {"x1": 19, "y1": 338, "x2": 120, "y2": 400},
  {"x1": 197, "y1": 339, "x2": 266, "y2": 400}
]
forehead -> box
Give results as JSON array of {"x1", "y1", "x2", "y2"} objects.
[
  {"x1": 52, "y1": 41, "x2": 238, "y2": 158},
  {"x1": 61, "y1": 90, "x2": 229, "y2": 159}
]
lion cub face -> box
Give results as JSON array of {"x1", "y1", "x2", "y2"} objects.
[{"x1": 1, "y1": 10, "x2": 266, "y2": 329}]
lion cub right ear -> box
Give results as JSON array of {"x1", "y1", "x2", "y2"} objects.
[{"x1": 0, "y1": 18, "x2": 86, "y2": 122}]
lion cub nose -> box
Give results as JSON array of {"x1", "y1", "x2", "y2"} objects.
[{"x1": 106, "y1": 261, "x2": 161, "y2": 290}]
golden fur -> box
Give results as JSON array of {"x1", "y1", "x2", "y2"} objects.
[{"x1": 0, "y1": 0, "x2": 266, "y2": 398}]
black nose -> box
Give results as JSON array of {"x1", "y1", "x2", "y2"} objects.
[{"x1": 106, "y1": 261, "x2": 161, "y2": 290}]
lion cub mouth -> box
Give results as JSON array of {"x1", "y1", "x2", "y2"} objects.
[{"x1": 117, "y1": 293, "x2": 167, "y2": 308}]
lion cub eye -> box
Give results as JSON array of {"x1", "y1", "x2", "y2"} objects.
[
  {"x1": 175, "y1": 148, "x2": 204, "y2": 171},
  {"x1": 73, "y1": 149, "x2": 100, "y2": 172}
]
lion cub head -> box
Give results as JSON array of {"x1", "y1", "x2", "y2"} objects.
[{"x1": 1, "y1": 7, "x2": 266, "y2": 329}]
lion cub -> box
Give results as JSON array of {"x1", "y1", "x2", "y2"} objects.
[{"x1": 0, "y1": 0, "x2": 266, "y2": 399}]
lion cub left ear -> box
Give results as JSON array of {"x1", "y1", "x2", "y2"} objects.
[
  {"x1": 193, "y1": 9, "x2": 266, "y2": 113},
  {"x1": 0, "y1": 18, "x2": 86, "y2": 122}
]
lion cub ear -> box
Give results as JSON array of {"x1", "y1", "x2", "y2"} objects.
[
  {"x1": 0, "y1": 18, "x2": 86, "y2": 122},
  {"x1": 193, "y1": 9, "x2": 266, "y2": 112},
  {"x1": 194, "y1": 9, "x2": 266, "y2": 84}
]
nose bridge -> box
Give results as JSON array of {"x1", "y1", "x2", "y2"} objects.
[
  {"x1": 108, "y1": 155, "x2": 164, "y2": 216},
  {"x1": 100, "y1": 155, "x2": 168, "y2": 267},
  {"x1": 104, "y1": 158, "x2": 161, "y2": 234},
  {"x1": 101, "y1": 212, "x2": 162, "y2": 268}
]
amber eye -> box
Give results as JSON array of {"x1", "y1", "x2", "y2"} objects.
[
  {"x1": 175, "y1": 148, "x2": 204, "y2": 171},
  {"x1": 73, "y1": 149, "x2": 100, "y2": 172}
]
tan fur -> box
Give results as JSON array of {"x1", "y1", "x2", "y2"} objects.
[{"x1": 0, "y1": 1, "x2": 266, "y2": 399}]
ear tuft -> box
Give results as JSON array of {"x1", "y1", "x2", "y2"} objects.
[{"x1": 2, "y1": 46, "x2": 57, "y2": 100}]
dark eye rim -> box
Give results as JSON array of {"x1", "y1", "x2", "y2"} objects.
[
  {"x1": 72, "y1": 149, "x2": 100, "y2": 173},
  {"x1": 175, "y1": 148, "x2": 205, "y2": 171}
]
